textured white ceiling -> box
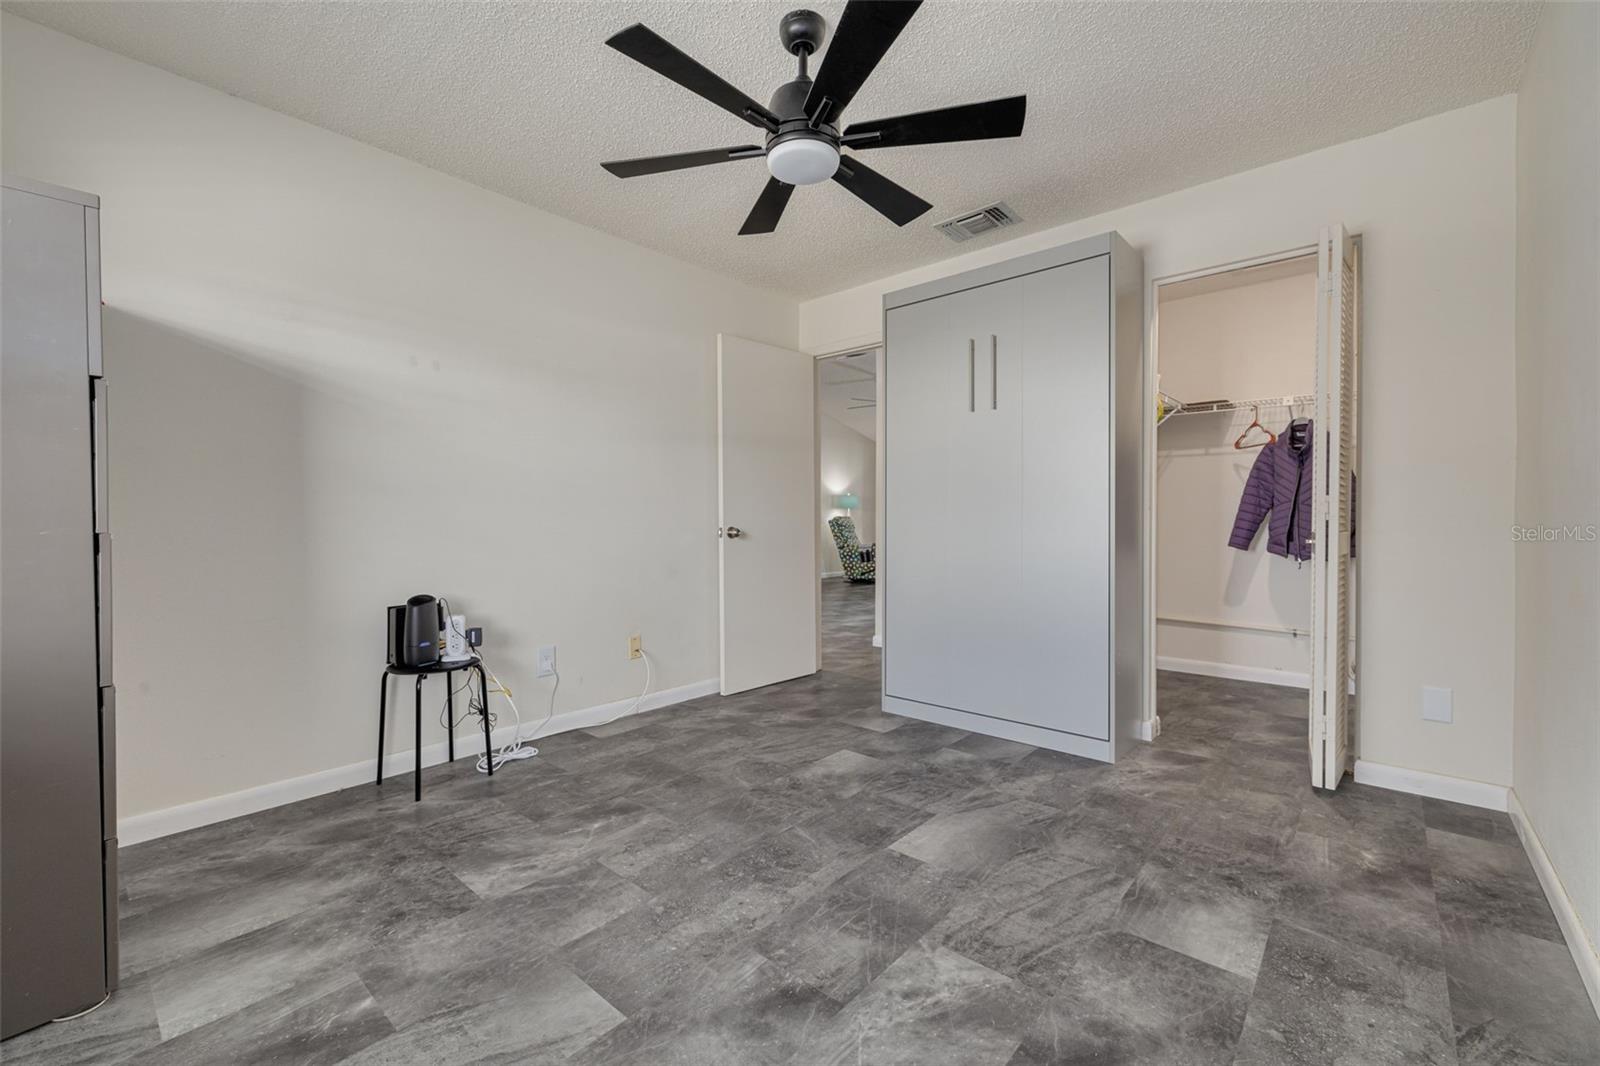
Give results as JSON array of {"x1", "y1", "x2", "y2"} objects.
[{"x1": 7, "y1": 1, "x2": 1536, "y2": 298}]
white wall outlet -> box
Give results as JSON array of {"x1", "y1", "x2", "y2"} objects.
[
  {"x1": 628, "y1": 634, "x2": 642, "y2": 660},
  {"x1": 1422, "y1": 685, "x2": 1453, "y2": 724},
  {"x1": 537, "y1": 644, "x2": 557, "y2": 678}
]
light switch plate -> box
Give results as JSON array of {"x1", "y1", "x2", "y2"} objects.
[
  {"x1": 1422, "y1": 685, "x2": 1453, "y2": 724},
  {"x1": 537, "y1": 645, "x2": 557, "y2": 678}
]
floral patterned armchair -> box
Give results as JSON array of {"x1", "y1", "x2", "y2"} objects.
[{"x1": 828, "y1": 516, "x2": 876, "y2": 583}]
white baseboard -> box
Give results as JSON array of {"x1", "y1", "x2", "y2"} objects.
[
  {"x1": 1507, "y1": 789, "x2": 1600, "y2": 1018},
  {"x1": 1157, "y1": 655, "x2": 1310, "y2": 690},
  {"x1": 117, "y1": 677, "x2": 719, "y2": 846},
  {"x1": 872, "y1": 633, "x2": 882, "y2": 648},
  {"x1": 1136, "y1": 715, "x2": 1162, "y2": 742},
  {"x1": 821, "y1": 570, "x2": 845, "y2": 579},
  {"x1": 1352, "y1": 759, "x2": 1508, "y2": 812}
]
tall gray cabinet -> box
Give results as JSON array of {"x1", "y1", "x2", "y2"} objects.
[
  {"x1": 1, "y1": 175, "x2": 118, "y2": 1038},
  {"x1": 882, "y1": 232, "x2": 1143, "y2": 761}
]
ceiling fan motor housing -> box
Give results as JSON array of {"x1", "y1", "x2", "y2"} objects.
[
  {"x1": 766, "y1": 76, "x2": 841, "y2": 185},
  {"x1": 779, "y1": 9, "x2": 827, "y2": 56}
]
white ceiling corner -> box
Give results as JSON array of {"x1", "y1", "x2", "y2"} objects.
[{"x1": 6, "y1": 1, "x2": 1537, "y2": 299}]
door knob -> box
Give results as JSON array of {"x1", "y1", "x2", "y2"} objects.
[{"x1": 724, "y1": 526, "x2": 744, "y2": 539}]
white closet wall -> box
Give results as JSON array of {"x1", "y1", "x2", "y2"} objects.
[{"x1": 1157, "y1": 265, "x2": 1317, "y2": 682}]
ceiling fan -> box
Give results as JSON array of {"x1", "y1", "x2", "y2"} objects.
[{"x1": 601, "y1": 1, "x2": 1027, "y2": 235}]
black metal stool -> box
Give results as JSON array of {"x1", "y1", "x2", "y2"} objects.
[{"x1": 378, "y1": 656, "x2": 492, "y2": 800}]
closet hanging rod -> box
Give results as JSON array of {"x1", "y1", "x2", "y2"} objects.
[
  {"x1": 1161, "y1": 394, "x2": 1313, "y2": 419},
  {"x1": 1156, "y1": 614, "x2": 1308, "y2": 639}
]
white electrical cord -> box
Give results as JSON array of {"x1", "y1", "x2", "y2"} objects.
[
  {"x1": 473, "y1": 656, "x2": 543, "y2": 774},
  {"x1": 590, "y1": 649, "x2": 654, "y2": 731},
  {"x1": 438, "y1": 634, "x2": 655, "y2": 774},
  {"x1": 429, "y1": 597, "x2": 537, "y2": 772},
  {"x1": 481, "y1": 649, "x2": 653, "y2": 757}
]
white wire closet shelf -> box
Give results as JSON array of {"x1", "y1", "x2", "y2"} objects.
[{"x1": 1157, "y1": 393, "x2": 1314, "y2": 426}]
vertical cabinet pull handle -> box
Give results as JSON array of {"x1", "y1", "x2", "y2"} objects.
[
  {"x1": 968, "y1": 339, "x2": 975, "y2": 412},
  {"x1": 991, "y1": 335, "x2": 998, "y2": 410}
]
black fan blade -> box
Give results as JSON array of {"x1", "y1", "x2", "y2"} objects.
[
  {"x1": 842, "y1": 96, "x2": 1027, "y2": 150},
  {"x1": 739, "y1": 178, "x2": 795, "y2": 235},
  {"x1": 602, "y1": 145, "x2": 764, "y2": 178},
  {"x1": 804, "y1": 1, "x2": 923, "y2": 126},
  {"x1": 607, "y1": 24, "x2": 780, "y2": 131},
  {"x1": 832, "y1": 158, "x2": 931, "y2": 226}
]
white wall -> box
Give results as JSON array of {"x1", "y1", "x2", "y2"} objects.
[
  {"x1": 1512, "y1": 0, "x2": 1600, "y2": 977},
  {"x1": 1, "y1": 15, "x2": 798, "y2": 822},
  {"x1": 1156, "y1": 271, "x2": 1317, "y2": 678},
  {"x1": 819, "y1": 415, "x2": 876, "y2": 576},
  {"x1": 802, "y1": 96, "x2": 1519, "y2": 788}
]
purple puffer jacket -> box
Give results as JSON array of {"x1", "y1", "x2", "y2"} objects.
[{"x1": 1229, "y1": 420, "x2": 1315, "y2": 561}]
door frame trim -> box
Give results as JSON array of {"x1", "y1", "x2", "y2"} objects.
[
  {"x1": 813, "y1": 345, "x2": 882, "y2": 654},
  {"x1": 1143, "y1": 239, "x2": 1363, "y2": 747},
  {"x1": 1144, "y1": 244, "x2": 1317, "y2": 738}
]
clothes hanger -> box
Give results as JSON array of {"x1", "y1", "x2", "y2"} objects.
[{"x1": 1234, "y1": 405, "x2": 1277, "y2": 450}]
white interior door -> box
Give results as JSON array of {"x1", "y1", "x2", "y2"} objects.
[
  {"x1": 1310, "y1": 225, "x2": 1358, "y2": 788},
  {"x1": 718, "y1": 334, "x2": 818, "y2": 695}
]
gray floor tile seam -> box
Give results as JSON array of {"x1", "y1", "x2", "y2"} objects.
[
  {"x1": 144, "y1": 925, "x2": 390, "y2": 1035},
  {"x1": 123, "y1": 886, "x2": 385, "y2": 987},
  {"x1": 1435, "y1": 910, "x2": 1568, "y2": 952},
  {"x1": 562, "y1": 852, "x2": 829, "y2": 954},
  {"x1": 549, "y1": 929, "x2": 782, "y2": 1034},
  {"x1": 1234, "y1": 916, "x2": 1458, "y2": 1066},
  {"x1": 813, "y1": 928, "x2": 1043, "y2": 1018},
  {"x1": 1099, "y1": 830, "x2": 1285, "y2": 980},
  {"x1": 1424, "y1": 821, "x2": 1558, "y2": 866},
  {"x1": 1269, "y1": 907, "x2": 1453, "y2": 990},
  {"x1": 731, "y1": 844, "x2": 948, "y2": 976},
  {"x1": 1103, "y1": 787, "x2": 1449, "y2": 996},
  {"x1": 1437, "y1": 906, "x2": 1576, "y2": 972},
  {"x1": 359, "y1": 958, "x2": 592, "y2": 1051},
  {"x1": 145, "y1": 968, "x2": 392, "y2": 1063},
  {"x1": 1096, "y1": 906, "x2": 1262, "y2": 986}
]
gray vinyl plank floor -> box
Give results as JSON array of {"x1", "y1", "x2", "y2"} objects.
[{"x1": 7, "y1": 578, "x2": 1597, "y2": 1064}]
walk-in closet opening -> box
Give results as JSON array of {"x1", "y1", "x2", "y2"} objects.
[
  {"x1": 1148, "y1": 243, "x2": 1360, "y2": 784},
  {"x1": 816, "y1": 348, "x2": 882, "y2": 672}
]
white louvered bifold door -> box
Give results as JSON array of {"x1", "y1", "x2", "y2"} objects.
[{"x1": 1310, "y1": 225, "x2": 1358, "y2": 789}]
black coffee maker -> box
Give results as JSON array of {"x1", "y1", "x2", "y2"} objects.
[{"x1": 388, "y1": 595, "x2": 442, "y2": 668}]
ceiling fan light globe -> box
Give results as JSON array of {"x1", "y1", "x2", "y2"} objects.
[{"x1": 767, "y1": 138, "x2": 839, "y2": 186}]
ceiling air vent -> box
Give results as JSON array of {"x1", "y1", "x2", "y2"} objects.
[{"x1": 934, "y1": 201, "x2": 1021, "y2": 243}]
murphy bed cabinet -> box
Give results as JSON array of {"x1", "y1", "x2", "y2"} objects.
[{"x1": 882, "y1": 232, "x2": 1144, "y2": 762}]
